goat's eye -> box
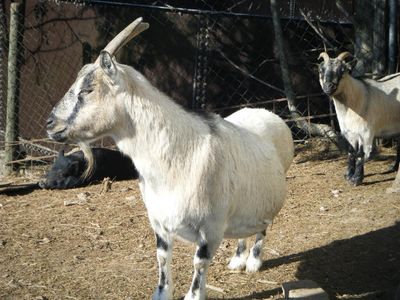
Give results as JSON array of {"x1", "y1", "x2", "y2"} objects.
[{"x1": 79, "y1": 88, "x2": 93, "y2": 96}]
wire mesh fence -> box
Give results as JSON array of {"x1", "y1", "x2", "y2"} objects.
[{"x1": 0, "y1": 0, "x2": 398, "y2": 176}]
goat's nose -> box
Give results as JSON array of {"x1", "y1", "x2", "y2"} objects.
[{"x1": 46, "y1": 115, "x2": 56, "y2": 130}]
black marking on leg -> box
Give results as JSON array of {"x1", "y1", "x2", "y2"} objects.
[
  {"x1": 156, "y1": 234, "x2": 168, "y2": 251},
  {"x1": 352, "y1": 145, "x2": 364, "y2": 186},
  {"x1": 236, "y1": 240, "x2": 246, "y2": 256},
  {"x1": 191, "y1": 269, "x2": 203, "y2": 295},
  {"x1": 345, "y1": 142, "x2": 356, "y2": 180},
  {"x1": 252, "y1": 244, "x2": 262, "y2": 258},
  {"x1": 196, "y1": 243, "x2": 209, "y2": 260},
  {"x1": 252, "y1": 232, "x2": 265, "y2": 258},
  {"x1": 158, "y1": 269, "x2": 166, "y2": 289}
]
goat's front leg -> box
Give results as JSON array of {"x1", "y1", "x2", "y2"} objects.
[
  {"x1": 345, "y1": 142, "x2": 356, "y2": 181},
  {"x1": 351, "y1": 144, "x2": 364, "y2": 186},
  {"x1": 185, "y1": 235, "x2": 222, "y2": 300},
  {"x1": 152, "y1": 233, "x2": 173, "y2": 300}
]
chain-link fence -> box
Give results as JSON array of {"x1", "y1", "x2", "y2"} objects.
[{"x1": 0, "y1": 0, "x2": 398, "y2": 176}]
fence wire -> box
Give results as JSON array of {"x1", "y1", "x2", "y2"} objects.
[{"x1": 0, "y1": 0, "x2": 397, "y2": 175}]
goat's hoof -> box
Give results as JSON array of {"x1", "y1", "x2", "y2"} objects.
[
  {"x1": 184, "y1": 290, "x2": 205, "y2": 300},
  {"x1": 388, "y1": 164, "x2": 399, "y2": 173},
  {"x1": 228, "y1": 254, "x2": 247, "y2": 270},
  {"x1": 152, "y1": 286, "x2": 172, "y2": 300},
  {"x1": 350, "y1": 177, "x2": 363, "y2": 186},
  {"x1": 245, "y1": 255, "x2": 262, "y2": 272}
]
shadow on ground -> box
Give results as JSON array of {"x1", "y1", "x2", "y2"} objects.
[{"x1": 217, "y1": 222, "x2": 400, "y2": 299}]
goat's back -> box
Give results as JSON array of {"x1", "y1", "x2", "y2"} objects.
[{"x1": 225, "y1": 108, "x2": 294, "y2": 172}]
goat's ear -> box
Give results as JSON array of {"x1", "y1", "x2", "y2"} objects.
[
  {"x1": 345, "y1": 58, "x2": 357, "y2": 72},
  {"x1": 99, "y1": 50, "x2": 117, "y2": 80}
]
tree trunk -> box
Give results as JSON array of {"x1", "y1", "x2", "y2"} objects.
[{"x1": 270, "y1": 0, "x2": 337, "y2": 140}]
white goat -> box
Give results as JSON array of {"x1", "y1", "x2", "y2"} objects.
[
  {"x1": 46, "y1": 18, "x2": 293, "y2": 300},
  {"x1": 318, "y1": 51, "x2": 400, "y2": 186}
]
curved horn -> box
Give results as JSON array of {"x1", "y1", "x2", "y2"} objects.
[
  {"x1": 318, "y1": 52, "x2": 330, "y2": 63},
  {"x1": 99, "y1": 17, "x2": 149, "y2": 59},
  {"x1": 337, "y1": 51, "x2": 353, "y2": 61}
]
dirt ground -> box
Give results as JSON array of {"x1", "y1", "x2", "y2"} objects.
[{"x1": 1, "y1": 145, "x2": 400, "y2": 300}]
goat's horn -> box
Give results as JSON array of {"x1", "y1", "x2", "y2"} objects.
[
  {"x1": 101, "y1": 17, "x2": 149, "y2": 58},
  {"x1": 337, "y1": 51, "x2": 353, "y2": 61},
  {"x1": 318, "y1": 52, "x2": 330, "y2": 63}
]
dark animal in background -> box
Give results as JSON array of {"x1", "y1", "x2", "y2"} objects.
[{"x1": 39, "y1": 148, "x2": 138, "y2": 189}]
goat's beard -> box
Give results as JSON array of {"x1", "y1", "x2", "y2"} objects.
[{"x1": 78, "y1": 142, "x2": 95, "y2": 180}]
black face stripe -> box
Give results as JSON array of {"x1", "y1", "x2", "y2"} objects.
[
  {"x1": 81, "y1": 71, "x2": 95, "y2": 91},
  {"x1": 66, "y1": 71, "x2": 95, "y2": 126},
  {"x1": 66, "y1": 95, "x2": 83, "y2": 125},
  {"x1": 156, "y1": 234, "x2": 168, "y2": 251}
]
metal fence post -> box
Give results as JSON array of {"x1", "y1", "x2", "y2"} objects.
[{"x1": 4, "y1": 0, "x2": 25, "y2": 175}]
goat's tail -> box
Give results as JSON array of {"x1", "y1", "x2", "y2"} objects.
[{"x1": 79, "y1": 142, "x2": 95, "y2": 180}]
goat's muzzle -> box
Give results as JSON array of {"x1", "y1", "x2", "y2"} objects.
[
  {"x1": 46, "y1": 114, "x2": 68, "y2": 142},
  {"x1": 322, "y1": 82, "x2": 337, "y2": 96}
]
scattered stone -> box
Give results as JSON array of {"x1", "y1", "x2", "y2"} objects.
[
  {"x1": 64, "y1": 192, "x2": 90, "y2": 206},
  {"x1": 319, "y1": 206, "x2": 329, "y2": 212},
  {"x1": 386, "y1": 187, "x2": 400, "y2": 194},
  {"x1": 126, "y1": 195, "x2": 136, "y2": 204},
  {"x1": 331, "y1": 189, "x2": 341, "y2": 197},
  {"x1": 121, "y1": 187, "x2": 132, "y2": 192},
  {"x1": 77, "y1": 192, "x2": 90, "y2": 201},
  {"x1": 282, "y1": 280, "x2": 329, "y2": 299},
  {"x1": 34, "y1": 296, "x2": 48, "y2": 300},
  {"x1": 0, "y1": 239, "x2": 6, "y2": 247},
  {"x1": 74, "y1": 255, "x2": 85, "y2": 261},
  {"x1": 37, "y1": 237, "x2": 51, "y2": 245}
]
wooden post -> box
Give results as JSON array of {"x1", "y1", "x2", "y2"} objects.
[
  {"x1": 4, "y1": 0, "x2": 25, "y2": 175},
  {"x1": 0, "y1": 1, "x2": 7, "y2": 131}
]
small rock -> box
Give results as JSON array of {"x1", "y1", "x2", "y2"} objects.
[
  {"x1": 34, "y1": 296, "x2": 48, "y2": 300},
  {"x1": 0, "y1": 240, "x2": 6, "y2": 247},
  {"x1": 319, "y1": 206, "x2": 329, "y2": 212},
  {"x1": 121, "y1": 187, "x2": 132, "y2": 192},
  {"x1": 37, "y1": 237, "x2": 51, "y2": 245},
  {"x1": 77, "y1": 192, "x2": 90, "y2": 201},
  {"x1": 282, "y1": 280, "x2": 329, "y2": 299},
  {"x1": 126, "y1": 195, "x2": 136, "y2": 203},
  {"x1": 331, "y1": 189, "x2": 341, "y2": 197},
  {"x1": 74, "y1": 255, "x2": 85, "y2": 261}
]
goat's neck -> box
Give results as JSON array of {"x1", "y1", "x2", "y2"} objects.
[
  {"x1": 111, "y1": 69, "x2": 212, "y2": 186},
  {"x1": 332, "y1": 74, "x2": 367, "y2": 113}
]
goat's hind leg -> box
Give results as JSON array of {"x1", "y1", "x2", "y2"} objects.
[
  {"x1": 388, "y1": 141, "x2": 400, "y2": 173},
  {"x1": 152, "y1": 233, "x2": 174, "y2": 300},
  {"x1": 228, "y1": 239, "x2": 247, "y2": 270},
  {"x1": 245, "y1": 230, "x2": 266, "y2": 272}
]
